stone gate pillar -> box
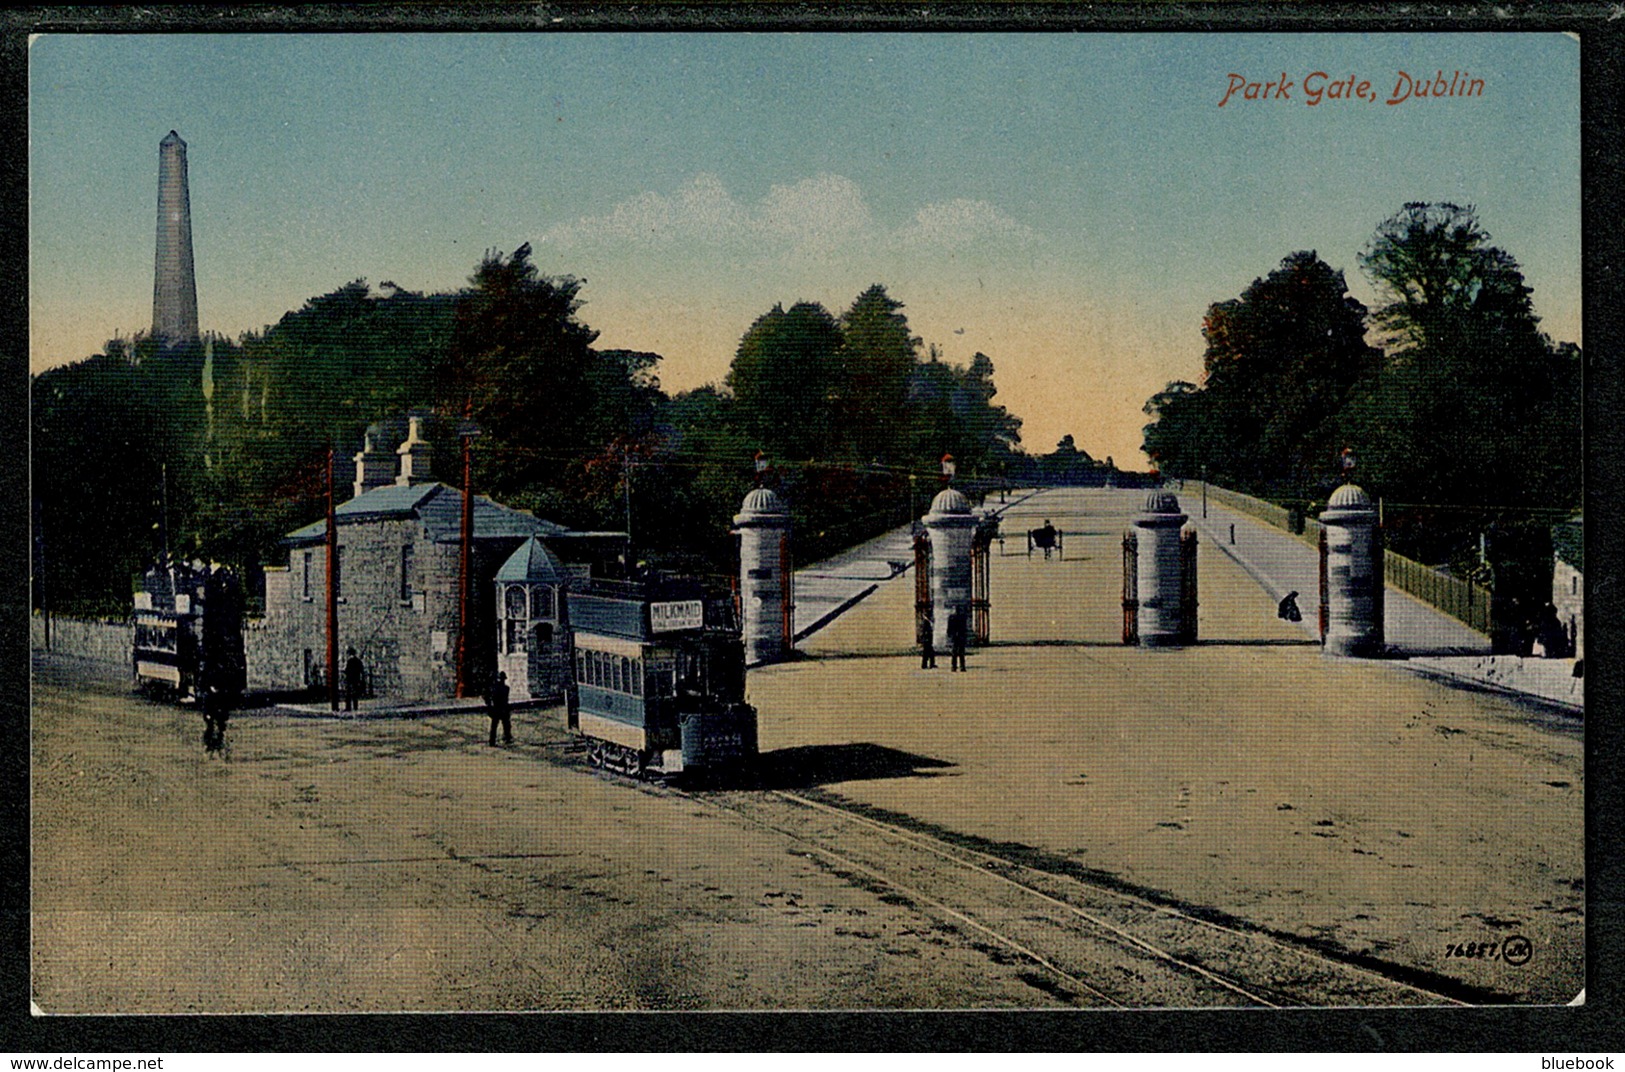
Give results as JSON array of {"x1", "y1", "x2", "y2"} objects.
[
  {"x1": 1320, "y1": 483, "x2": 1383, "y2": 657},
  {"x1": 923, "y1": 488, "x2": 978, "y2": 651},
  {"x1": 734, "y1": 487, "x2": 792, "y2": 666},
  {"x1": 1133, "y1": 491, "x2": 1191, "y2": 647}
]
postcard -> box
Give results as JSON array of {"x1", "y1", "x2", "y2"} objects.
[{"x1": 23, "y1": 19, "x2": 1601, "y2": 1044}]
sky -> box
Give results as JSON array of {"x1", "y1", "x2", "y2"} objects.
[{"x1": 29, "y1": 32, "x2": 1581, "y2": 467}]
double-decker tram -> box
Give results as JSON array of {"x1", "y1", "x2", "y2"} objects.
[
  {"x1": 132, "y1": 559, "x2": 246, "y2": 703},
  {"x1": 566, "y1": 578, "x2": 758, "y2": 779}
]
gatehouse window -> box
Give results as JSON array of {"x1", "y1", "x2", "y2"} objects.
[{"x1": 505, "y1": 584, "x2": 527, "y2": 620}]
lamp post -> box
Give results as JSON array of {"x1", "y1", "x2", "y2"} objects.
[
  {"x1": 455, "y1": 412, "x2": 482, "y2": 699},
  {"x1": 622, "y1": 446, "x2": 634, "y2": 568},
  {"x1": 326, "y1": 445, "x2": 338, "y2": 711},
  {"x1": 1202, "y1": 464, "x2": 1208, "y2": 519}
]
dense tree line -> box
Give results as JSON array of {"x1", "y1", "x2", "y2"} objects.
[
  {"x1": 32, "y1": 248, "x2": 1028, "y2": 614},
  {"x1": 1141, "y1": 202, "x2": 1582, "y2": 627}
]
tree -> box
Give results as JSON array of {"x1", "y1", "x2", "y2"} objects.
[
  {"x1": 838, "y1": 285, "x2": 920, "y2": 464},
  {"x1": 1141, "y1": 380, "x2": 1219, "y2": 479},
  {"x1": 1348, "y1": 203, "x2": 1579, "y2": 515},
  {"x1": 725, "y1": 301, "x2": 845, "y2": 462},
  {"x1": 1359, "y1": 202, "x2": 1538, "y2": 360},
  {"x1": 1142, "y1": 251, "x2": 1379, "y2": 492},
  {"x1": 906, "y1": 350, "x2": 1022, "y2": 477},
  {"x1": 446, "y1": 244, "x2": 603, "y2": 502}
]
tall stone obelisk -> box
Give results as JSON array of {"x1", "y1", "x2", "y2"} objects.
[{"x1": 152, "y1": 130, "x2": 199, "y2": 346}]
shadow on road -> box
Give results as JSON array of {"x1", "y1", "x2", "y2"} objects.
[
  {"x1": 747, "y1": 742, "x2": 956, "y2": 789},
  {"x1": 1191, "y1": 637, "x2": 1323, "y2": 648}
]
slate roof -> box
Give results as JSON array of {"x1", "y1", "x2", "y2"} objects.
[
  {"x1": 283, "y1": 482, "x2": 570, "y2": 547},
  {"x1": 495, "y1": 536, "x2": 568, "y2": 584}
]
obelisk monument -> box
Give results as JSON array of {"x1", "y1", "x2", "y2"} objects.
[{"x1": 152, "y1": 130, "x2": 198, "y2": 345}]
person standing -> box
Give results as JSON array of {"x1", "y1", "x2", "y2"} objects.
[
  {"x1": 343, "y1": 647, "x2": 364, "y2": 712},
  {"x1": 201, "y1": 684, "x2": 229, "y2": 753},
  {"x1": 486, "y1": 671, "x2": 512, "y2": 746},
  {"x1": 949, "y1": 609, "x2": 968, "y2": 672},
  {"x1": 919, "y1": 609, "x2": 937, "y2": 670}
]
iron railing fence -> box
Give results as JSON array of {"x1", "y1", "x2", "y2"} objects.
[{"x1": 1197, "y1": 481, "x2": 1491, "y2": 635}]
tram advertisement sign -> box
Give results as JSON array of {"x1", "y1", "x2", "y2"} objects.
[{"x1": 650, "y1": 600, "x2": 705, "y2": 633}]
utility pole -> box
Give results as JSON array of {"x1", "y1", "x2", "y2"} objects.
[
  {"x1": 33, "y1": 497, "x2": 49, "y2": 651},
  {"x1": 623, "y1": 446, "x2": 634, "y2": 569},
  {"x1": 160, "y1": 461, "x2": 171, "y2": 565},
  {"x1": 456, "y1": 411, "x2": 482, "y2": 698},
  {"x1": 326, "y1": 446, "x2": 338, "y2": 712}
]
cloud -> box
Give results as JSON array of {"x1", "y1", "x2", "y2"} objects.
[
  {"x1": 541, "y1": 173, "x2": 1034, "y2": 259},
  {"x1": 543, "y1": 173, "x2": 747, "y2": 246},
  {"x1": 889, "y1": 198, "x2": 1039, "y2": 250}
]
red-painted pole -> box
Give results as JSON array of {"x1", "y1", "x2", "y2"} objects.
[
  {"x1": 456, "y1": 428, "x2": 473, "y2": 698},
  {"x1": 326, "y1": 446, "x2": 338, "y2": 711}
]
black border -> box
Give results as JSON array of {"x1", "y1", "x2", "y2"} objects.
[{"x1": 5, "y1": 3, "x2": 1621, "y2": 1054}]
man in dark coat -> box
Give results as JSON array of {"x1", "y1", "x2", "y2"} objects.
[
  {"x1": 201, "y1": 684, "x2": 229, "y2": 752},
  {"x1": 486, "y1": 671, "x2": 512, "y2": 746},
  {"x1": 343, "y1": 647, "x2": 364, "y2": 711},
  {"x1": 919, "y1": 610, "x2": 937, "y2": 669},
  {"x1": 948, "y1": 609, "x2": 968, "y2": 672},
  {"x1": 1277, "y1": 591, "x2": 1303, "y2": 623}
]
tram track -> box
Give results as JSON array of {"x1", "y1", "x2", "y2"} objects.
[{"x1": 675, "y1": 782, "x2": 1475, "y2": 1009}]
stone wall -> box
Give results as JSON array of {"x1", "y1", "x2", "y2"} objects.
[
  {"x1": 254, "y1": 519, "x2": 517, "y2": 702},
  {"x1": 1552, "y1": 559, "x2": 1584, "y2": 659},
  {"x1": 31, "y1": 614, "x2": 133, "y2": 666}
]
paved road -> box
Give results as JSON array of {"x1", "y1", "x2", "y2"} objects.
[
  {"x1": 763, "y1": 486, "x2": 1583, "y2": 1006},
  {"x1": 787, "y1": 484, "x2": 1579, "y2": 712},
  {"x1": 790, "y1": 488, "x2": 1043, "y2": 643},
  {"x1": 1182, "y1": 488, "x2": 1581, "y2": 711},
  {"x1": 1183, "y1": 491, "x2": 1490, "y2": 654},
  {"x1": 31, "y1": 486, "x2": 1584, "y2": 1012}
]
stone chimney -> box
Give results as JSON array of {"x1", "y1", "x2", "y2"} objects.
[
  {"x1": 395, "y1": 414, "x2": 435, "y2": 486},
  {"x1": 352, "y1": 425, "x2": 395, "y2": 498}
]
